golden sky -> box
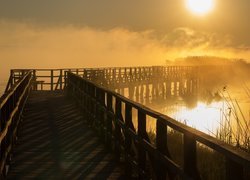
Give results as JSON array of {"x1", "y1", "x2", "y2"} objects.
[{"x1": 0, "y1": 0, "x2": 250, "y2": 78}]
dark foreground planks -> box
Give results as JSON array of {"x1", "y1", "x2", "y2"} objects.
[{"x1": 7, "y1": 91, "x2": 124, "y2": 179}]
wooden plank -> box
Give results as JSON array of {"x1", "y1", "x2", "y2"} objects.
[{"x1": 7, "y1": 91, "x2": 124, "y2": 179}]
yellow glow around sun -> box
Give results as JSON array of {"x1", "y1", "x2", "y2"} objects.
[{"x1": 186, "y1": 0, "x2": 214, "y2": 16}]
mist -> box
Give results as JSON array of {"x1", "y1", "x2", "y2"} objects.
[{"x1": 1, "y1": 20, "x2": 250, "y2": 81}]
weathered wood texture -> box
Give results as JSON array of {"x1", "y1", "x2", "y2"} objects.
[{"x1": 7, "y1": 91, "x2": 124, "y2": 179}]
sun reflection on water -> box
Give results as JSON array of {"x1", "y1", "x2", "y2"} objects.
[{"x1": 168, "y1": 101, "x2": 226, "y2": 135}]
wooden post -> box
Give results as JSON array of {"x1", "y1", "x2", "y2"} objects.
[
  {"x1": 161, "y1": 83, "x2": 165, "y2": 98},
  {"x1": 114, "y1": 98, "x2": 122, "y2": 160},
  {"x1": 64, "y1": 71, "x2": 67, "y2": 89},
  {"x1": 140, "y1": 84, "x2": 144, "y2": 103},
  {"x1": 60, "y1": 69, "x2": 63, "y2": 90},
  {"x1": 145, "y1": 84, "x2": 149, "y2": 99},
  {"x1": 84, "y1": 81, "x2": 90, "y2": 122},
  {"x1": 184, "y1": 133, "x2": 200, "y2": 180},
  {"x1": 156, "y1": 118, "x2": 177, "y2": 179},
  {"x1": 124, "y1": 103, "x2": 133, "y2": 178},
  {"x1": 94, "y1": 87, "x2": 100, "y2": 131},
  {"x1": 186, "y1": 80, "x2": 191, "y2": 94},
  {"x1": 135, "y1": 86, "x2": 139, "y2": 102},
  {"x1": 129, "y1": 86, "x2": 135, "y2": 100},
  {"x1": 10, "y1": 70, "x2": 14, "y2": 87},
  {"x1": 88, "y1": 83, "x2": 94, "y2": 124},
  {"x1": 226, "y1": 158, "x2": 243, "y2": 180},
  {"x1": 96, "y1": 88, "x2": 105, "y2": 137},
  {"x1": 91, "y1": 84, "x2": 96, "y2": 124},
  {"x1": 137, "y1": 110, "x2": 147, "y2": 178},
  {"x1": 179, "y1": 80, "x2": 183, "y2": 96},
  {"x1": 51, "y1": 70, "x2": 54, "y2": 91},
  {"x1": 82, "y1": 80, "x2": 87, "y2": 115},
  {"x1": 99, "y1": 90, "x2": 106, "y2": 139},
  {"x1": 106, "y1": 93, "x2": 113, "y2": 150},
  {"x1": 156, "y1": 118, "x2": 167, "y2": 179}
]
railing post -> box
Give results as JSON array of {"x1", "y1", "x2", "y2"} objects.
[
  {"x1": 226, "y1": 158, "x2": 243, "y2": 180},
  {"x1": 184, "y1": 133, "x2": 200, "y2": 180},
  {"x1": 86, "y1": 82, "x2": 92, "y2": 123},
  {"x1": 95, "y1": 87, "x2": 100, "y2": 132},
  {"x1": 64, "y1": 71, "x2": 67, "y2": 89},
  {"x1": 80, "y1": 78, "x2": 85, "y2": 110},
  {"x1": 60, "y1": 69, "x2": 63, "y2": 90},
  {"x1": 95, "y1": 87, "x2": 105, "y2": 137},
  {"x1": 51, "y1": 70, "x2": 54, "y2": 91},
  {"x1": 10, "y1": 70, "x2": 14, "y2": 87},
  {"x1": 99, "y1": 89, "x2": 105, "y2": 139},
  {"x1": 106, "y1": 93, "x2": 113, "y2": 150},
  {"x1": 137, "y1": 110, "x2": 147, "y2": 178},
  {"x1": 32, "y1": 70, "x2": 37, "y2": 90},
  {"x1": 156, "y1": 118, "x2": 167, "y2": 179},
  {"x1": 114, "y1": 98, "x2": 122, "y2": 160},
  {"x1": 90, "y1": 84, "x2": 96, "y2": 124},
  {"x1": 124, "y1": 103, "x2": 133, "y2": 178}
]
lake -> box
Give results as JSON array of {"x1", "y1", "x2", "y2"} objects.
[
  {"x1": 1, "y1": 68, "x2": 249, "y2": 151},
  {"x1": 137, "y1": 84, "x2": 250, "y2": 151}
]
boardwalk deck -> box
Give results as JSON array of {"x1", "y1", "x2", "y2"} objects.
[
  {"x1": 2, "y1": 69, "x2": 249, "y2": 180},
  {"x1": 7, "y1": 91, "x2": 124, "y2": 179}
]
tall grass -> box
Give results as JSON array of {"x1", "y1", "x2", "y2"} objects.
[
  {"x1": 215, "y1": 88, "x2": 250, "y2": 152},
  {"x1": 147, "y1": 129, "x2": 250, "y2": 179}
]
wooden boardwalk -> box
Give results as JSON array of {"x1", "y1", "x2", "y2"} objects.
[
  {"x1": 2, "y1": 69, "x2": 249, "y2": 180},
  {"x1": 7, "y1": 91, "x2": 124, "y2": 179}
]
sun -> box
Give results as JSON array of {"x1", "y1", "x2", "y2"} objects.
[{"x1": 186, "y1": 0, "x2": 214, "y2": 16}]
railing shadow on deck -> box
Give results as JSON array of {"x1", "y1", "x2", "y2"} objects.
[
  {"x1": 67, "y1": 72, "x2": 250, "y2": 180},
  {"x1": 7, "y1": 92, "x2": 122, "y2": 179},
  {"x1": 1, "y1": 66, "x2": 198, "y2": 179}
]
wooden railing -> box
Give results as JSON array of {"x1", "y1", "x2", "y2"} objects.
[
  {"x1": 67, "y1": 72, "x2": 250, "y2": 180},
  {"x1": 0, "y1": 71, "x2": 32, "y2": 178},
  {"x1": 5, "y1": 69, "x2": 86, "y2": 92},
  {"x1": 6, "y1": 66, "x2": 197, "y2": 92}
]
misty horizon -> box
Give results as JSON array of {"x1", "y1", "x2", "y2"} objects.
[
  {"x1": 1, "y1": 0, "x2": 250, "y2": 79},
  {"x1": 1, "y1": 1, "x2": 250, "y2": 177}
]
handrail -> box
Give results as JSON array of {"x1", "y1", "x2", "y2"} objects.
[
  {"x1": 0, "y1": 71, "x2": 32, "y2": 178},
  {"x1": 1, "y1": 72, "x2": 31, "y2": 108},
  {"x1": 67, "y1": 72, "x2": 250, "y2": 180},
  {"x1": 7, "y1": 66, "x2": 197, "y2": 91}
]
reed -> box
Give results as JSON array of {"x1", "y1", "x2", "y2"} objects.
[
  {"x1": 215, "y1": 88, "x2": 250, "y2": 152},
  {"x1": 147, "y1": 129, "x2": 249, "y2": 179}
]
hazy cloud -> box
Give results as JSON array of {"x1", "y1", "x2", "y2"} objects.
[
  {"x1": 162, "y1": 27, "x2": 233, "y2": 49},
  {"x1": 0, "y1": 20, "x2": 250, "y2": 79},
  {"x1": 0, "y1": 20, "x2": 167, "y2": 79}
]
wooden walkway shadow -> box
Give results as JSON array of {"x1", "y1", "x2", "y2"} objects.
[{"x1": 7, "y1": 91, "x2": 124, "y2": 179}]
